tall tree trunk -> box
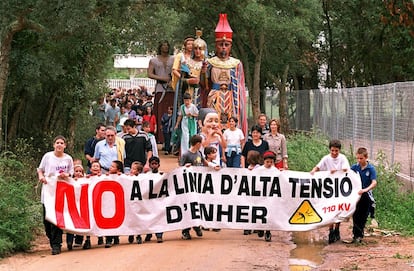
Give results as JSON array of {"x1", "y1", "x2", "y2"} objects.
[
  {"x1": 235, "y1": 31, "x2": 264, "y2": 126},
  {"x1": 67, "y1": 117, "x2": 76, "y2": 154},
  {"x1": 322, "y1": 0, "x2": 334, "y2": 87},
  {"x1": 43, "y1": 93, "x2": 58, "y2": 132},
  {"x1": 0, "y1": 24, "x2": 16, "y2": 150},
  {"x1": 277, "y1": 65, "x2": 290, "y2": 134},
  {"x1": 7, "y1": 98, "x2": 26, "y2": 140},
  {"x1": 252, "y1": 32, "x2": 264, "y2": 123},
  {"x1": 0, "y1": 15, "x2": 42, "y2": 150}
]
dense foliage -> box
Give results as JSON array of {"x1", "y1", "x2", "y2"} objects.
[
  {"x1": 0, "y1": 152, "x2": 41, "y2": 257},
  {"x1": 374, "y1": 151, "x2": 414, "y2": 235}
]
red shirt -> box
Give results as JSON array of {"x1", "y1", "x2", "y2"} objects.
[{"x1": 143, "y1": 114, "x2": 157, "y2": 133}]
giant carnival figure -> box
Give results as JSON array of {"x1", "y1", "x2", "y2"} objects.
[
  {"x1": 148, "y1": 40, "x2": 174, "y2": 144},
  {"x1": 171, "y1": 31, "x2": 208, "y2": 138},
  {"x1": 204, "y1": 13, "x2": 248, "y2": 135}
]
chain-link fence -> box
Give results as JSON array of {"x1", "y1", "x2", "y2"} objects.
[{"x1": 278, "y1": 81, "x2": 414, "y2": 178}]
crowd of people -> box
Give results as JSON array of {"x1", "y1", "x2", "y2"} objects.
[{"x1": 36, "y1": 13, "x2": 377, "y2": 255}]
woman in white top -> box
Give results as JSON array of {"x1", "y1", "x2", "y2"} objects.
[
  {"x1": 37, "y1": 135, "x2": 74, "y2": 255},
  {"x1": 223, "y1": 116, "x2": 245, "y2": 168}
]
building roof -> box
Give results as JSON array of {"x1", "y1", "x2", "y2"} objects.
[{"x1": 113, "y1": 54, "x2": 153, "y2": 69}]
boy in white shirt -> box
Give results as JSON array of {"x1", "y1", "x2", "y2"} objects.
[{"x1": 310, "y1": 139, "x2": 350, "y2": 244}]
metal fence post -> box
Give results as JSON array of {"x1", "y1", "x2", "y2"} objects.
[
  {"x1": 370, "y1": 86, "x2": 374, "y2": 159},
  {"x1": 391, "y1": 83, "x2": 396, "y2": 164}
]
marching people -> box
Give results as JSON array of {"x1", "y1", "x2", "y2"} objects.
[
  {"x1": 239, "y1": 124, "x2": 268, "y2": 235},
  {"x1": 203, "y1": 146, "x2": 221, "y2": 232},
  {"x1": 143, "y1": 156, "x2": 165, "y2": 243},
  {"x1": 179, "y1": 134, "x2": 206, "y2": 239},
  {"x1": 223, "y1": 116, "x2": 245, "y2": 168},
  {"x1": 255, "y1": 150, "x2": 280, "y2": 242},
  {"x1": 105, "y1": 160, "x2": 124, "y2": 248},
  {"x1": 86, "y1": 161, "x2": 104, "y2": 245},
  {"x1": 105, "y1": 98, "x2": 120, "y2": 128},
  {"x1": 247, "y1": 113, "x2": 269, "y2": 141},
  {"x1": 129, "y1": 161, "x2": 144, "y2": 244},
  {"x1": 204, "y1": 146, "x2": 221, "y2": 171},
  {"x1": 93, "y1": 126, "x2": 125, "y2": 174},
  {"x1": 87, "y1": 160, "x2": 102, "y2": 177},
  {"x1": 66, "y1": 164, "x2": 92, "y2": 250},
  {"x1": 243, "y1": 150, "x2": 263, "y2": 235},
  {"x1": 142, "y1": 105, "x2": 157, "y2": 137},
  {"x1": 350, "y1": 147, "x2": 377, "y2": 243},
  {"x1": 142, "y1": 120, "x2": 158, "y2": 159},
  {"x1": 161, "y1": 106, "x2": 173, "y2": 155},
  {"x1": 84, "y1": 123, "x2": 106, "y2": 174},
  {"x1": 66, "y1": 163, "x2": 84, "y2": 250},
  {"x1": 241, "y1": 125, "x2": 269, "y2": 168},
  {"x1": 263, "y1": 118, "x2": 288, "y2": 169},
  {"x1": 246, "y1": 150, "x2": 263, "y2": 171},
  {"x1": 122, "y1": 119, "x2": 153, "y2": 174},
  {"x1": 174, "y1": 92, "x2": 199, "y2": 157},
  {"x1": 37, "y1": 135, "x2": 74, "y2": 255},
  {"x1": 310, "y1": 139, "x2": 350, "y2": 244}
]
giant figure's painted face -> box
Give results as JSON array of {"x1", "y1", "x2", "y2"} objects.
[{"x1": 215, "y1": 40, "x2": 232, "y2": 59}]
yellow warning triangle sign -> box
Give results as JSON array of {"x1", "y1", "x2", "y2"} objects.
[{"x1": 289, "y1": 200, "x2": 322, "y2": 224}]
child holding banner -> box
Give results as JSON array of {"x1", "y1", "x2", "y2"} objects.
[
  {"x1": 86, "y1": 161, "x2": 104, "y2": 245},
  {"x1": 350, "y1": 147, "x2": 377, "y2": 243},
  {"x1": 179, "y1": 134, "x2": 205, "y2": 239},
  {"x1": 204, "y1": 146, "x2": 221, "y2": 171},
  {"x1": 88, "y1": 161, "x2": 102, "y2": 177},
  {"x1": 105, "y1": 160, "x2": 124, "y2": 248},
  {"x1": 143, "y1": 156, "x2": 165, "y2": 243},
  {"x1": 256, "y1": 150, "x2": 280, "y2": 242},
  {"x1": 37, "y1": 135, "x2": 74, "y2": 255},
  {"x1": 243, "y1": 150, "x2": 263, "y2": 235},
  {"x1": 129, "y1": 161, "x2": 144, "y2": 244},
  {"x1": 310, "y1": 139, "x2": 350, "y2": 244}
]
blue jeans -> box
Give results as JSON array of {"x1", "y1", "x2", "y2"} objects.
[{"x1": 226, "y1": 152, "x2": 241, "y2": 168}]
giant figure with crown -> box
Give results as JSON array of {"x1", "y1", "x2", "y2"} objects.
[{"x1": 202, "y1": 13, "x2": 248, "y2": 135}]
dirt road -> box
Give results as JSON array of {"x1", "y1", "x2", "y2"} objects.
[{"x1": 1, "y1": 153, "x2": 413, "y2": 271}]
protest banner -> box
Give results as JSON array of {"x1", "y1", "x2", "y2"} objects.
[{"x1": 43, "y1": 167, "x2": 361, "y2": 236}]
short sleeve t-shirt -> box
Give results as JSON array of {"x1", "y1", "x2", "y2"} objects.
[
  {"x1": 179, "y1": 150, "x2": 204, "y2": 166},
  {"x1": 316, "y1": 153, "x2": 350, "y2": 171}
]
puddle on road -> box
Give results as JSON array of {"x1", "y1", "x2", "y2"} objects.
[{"x1": 289, "y1": 231, "x2": 325, "y2": 271}]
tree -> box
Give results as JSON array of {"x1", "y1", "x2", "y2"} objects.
[
  {"x1": 0, "y1": 4, "x2": 43, "y2": 150},
  {"x1": 1, "y1": 0, "x2": 139, "y2": 152}
]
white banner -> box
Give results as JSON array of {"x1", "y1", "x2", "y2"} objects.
[{"x1": 43, "y1": 167, "x2": 361, "y2": 235}]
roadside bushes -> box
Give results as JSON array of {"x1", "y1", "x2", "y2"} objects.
[
  {"x1": 0, "y1": 152, "x2": 42, "y2": 258},
  {"x1": 374, "y1": 151, "x2": 414, "y2": 235}
]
